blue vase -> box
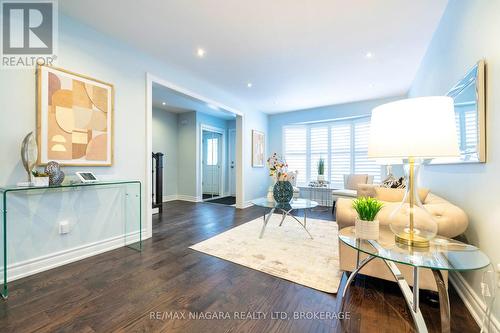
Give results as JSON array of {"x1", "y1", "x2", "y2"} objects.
[{"x1": 273, "y1": 181, "x2": 294, "y2": 203}]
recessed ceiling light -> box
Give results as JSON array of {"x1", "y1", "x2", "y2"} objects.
[
  {"x1": 247, "y1": 82, "x2": 253, "y2": 88},
  {"x1": 196, "y1": 48, "x2": 206, "y2": 57},
  {"x1": 162, "y1": 102, "x2": 166, "y2": 106},
  {"x1": 365, "y1": 52, "x2": 373, "y2": 59}
]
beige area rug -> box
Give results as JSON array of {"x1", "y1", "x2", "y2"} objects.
[{"x1": 189, "y1": 214, "x2": 341, "y2": 293}]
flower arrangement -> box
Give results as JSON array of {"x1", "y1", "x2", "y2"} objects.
[{"x1": 267, "y1": 153, "x2": 289, "y2": 181}]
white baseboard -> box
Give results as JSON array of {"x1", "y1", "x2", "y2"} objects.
[
  {"x1": 449, "y1": 271, "x2": 499, "y2": 333},
  {"x1": 0, "y1": 229, "x2": 147, "y2": 283},
  {"x1": 177, "y1": 195, "x2": 202, "y2": 202},
  {"x1": 162, "y1": 195, "x2": 201, "y2": 202},
  {"x1": 162, "y1": 194, "x2": 178, "y2": 202},
  {"x1": 236, "y1": 200, "x2": 254, "y2": 209}
]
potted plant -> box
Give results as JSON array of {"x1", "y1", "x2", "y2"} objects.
[
  {"x1": 352, "y1": 197, "x2": 383, "y2": 240},
  {"x1": 32, "y1": 170, "x2": 49, "y2": 187},
  {"x1": 317, "y1": 157, "x2": 325, "y2": 182}
]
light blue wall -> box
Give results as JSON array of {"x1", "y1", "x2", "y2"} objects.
[
  {"x1": 268, "y1": 96, "x2": 404, "y2": 155},
  {"x1": 152, "y1": 108, "x2": 178, "y2": 197},
  {"x1": 0, "y1": 13, "x2": 269, "y2": 276},
  {"x1": 177, "y1": 112, "x2": 197, "y2": 197},
  {"x1": 245, "y1": 111, "x2": 269, "y2": 200},
  {"x1": 409, "y1": 0, "x2": 500, "y2": 323},
  {"x1": 0, "y1": 13, "x2": 269, "y2": 201}
]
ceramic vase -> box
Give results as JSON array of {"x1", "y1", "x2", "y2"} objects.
[
  {"x1": 355, "y1": 218, "x2": 379, "y2": 240},
  {"x1": 273, "y1": 181, "x2": 293, "y2": 204}
]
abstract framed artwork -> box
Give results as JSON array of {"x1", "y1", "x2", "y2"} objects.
[
  {"x1": 37, "y1": 65, "x2": 114, "y2": 166},
  {"x1": 252, "y1": 130, "x2": 265, "y2": 167}
]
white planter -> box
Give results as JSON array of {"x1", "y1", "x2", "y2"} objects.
[
  {"x1": 355, "y1": 218, "x2": 379, "y2": 240},
  {"x1": 317, "y1": 174, "x2": 325, "y2": 182},
  {"x1": 33, "y1": 176, "x2": 49, "y2": 187}
]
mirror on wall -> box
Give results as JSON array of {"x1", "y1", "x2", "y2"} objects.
[{"x1": 430, "y1": 60, "x2": 486, "y2": 164}]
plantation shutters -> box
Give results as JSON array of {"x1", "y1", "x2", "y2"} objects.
[{"x1": 283, "y1": 117, "x2": 382, "y2": 187}]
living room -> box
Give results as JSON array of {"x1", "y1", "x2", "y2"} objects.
[{"x1": 0, "y1": 1, "x2": 498, "y2": 332}]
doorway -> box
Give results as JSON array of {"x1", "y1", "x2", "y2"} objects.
[
  {"x1": 146, "y1": 73, "x2": 245, "y2": 225},
  {"x1": 202, "y1": 127, "x2": 224, "y2": 200}
]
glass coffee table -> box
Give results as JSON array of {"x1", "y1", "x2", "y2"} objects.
[
  {"x1": 338, "y1": 226, "x2": 490, "y2": 333},
  {"x1": 251, "y1": 197, "x2": 318, "y2": 239}
]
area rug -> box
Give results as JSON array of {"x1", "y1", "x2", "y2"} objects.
[{"x1": 189, "y1": 214, "x2": 341, "y2": 293}]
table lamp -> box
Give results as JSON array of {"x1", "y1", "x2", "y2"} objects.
[{"x1": 368, "y1": 96, "x2": 459, "y2": 247}]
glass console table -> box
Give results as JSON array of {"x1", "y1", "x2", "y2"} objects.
[
  {"x1": 339, "y1": 226, "x2": 490, "y2": 333},
  {"x1": 0, "y1": 180, "x2": 142, "y2": 299},
  {"x1": 252, "y1": 197, "x2": 318, "y2": 239}
]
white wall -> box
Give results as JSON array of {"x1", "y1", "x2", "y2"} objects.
[
  {"x1": 152, "y1": 108, "x2": 178, "y2": 197},
  {"x1": 0, "y1": 13, "x2": 268, "y2": 280},
  {"x1": 409, "y1": 0, "x2": 500, "y2": 327}
]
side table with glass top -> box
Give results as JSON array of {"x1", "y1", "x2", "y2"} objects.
[
  {"x1": 338, "y1": 226, "x2": 490, "y2": 333},
  {"x1": 251, "y1": 197, "x2": 318, "y2": 239},
  {"x1": 0, "y1": 180, "x2": 142, "y2": 299}
]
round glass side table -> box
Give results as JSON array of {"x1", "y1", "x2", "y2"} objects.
[
  {"x1": 339, "y1": 226, "x2": 490, "y2": 333},
  {"x1": 251, "y1": 197, "x2": 318, "y2": 239}
]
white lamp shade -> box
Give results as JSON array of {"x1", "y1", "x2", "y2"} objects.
[{"x1": 368, "y1": 96, "x2": 460, "y2": 159}]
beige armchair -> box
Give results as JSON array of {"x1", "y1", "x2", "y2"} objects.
[
  {"x1": 331, "y1": 174, "x2": 373, "y2": 213},
  {"x1": 336, "y1": 186, "x2": 469, "y2": 291}
]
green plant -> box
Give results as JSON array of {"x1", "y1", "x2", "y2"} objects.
[
  {"x1": 352, "y1": 197, "x2": 383, "y2": 221},
  {"x1": 317, "y1": 157, "x2": 325, "y2": 175}
]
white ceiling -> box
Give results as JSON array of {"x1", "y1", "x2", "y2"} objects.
[
  {"x1": 60, "y1": 0, "x2": 448, "y2": 113},
  {"x1": 152, "y1": 83, "x2": 236, "y2": 120}
]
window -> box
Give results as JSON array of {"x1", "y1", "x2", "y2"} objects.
[
  {"x1": 455, "y1": 105, "x2": 478, "y2": 157},
  {"x1": 283, "y1": 126, "x2": 307, "y2": 183},
  {"x1": 206, "y1": 138, "x2": 218, "y2": 165},
  {"x1": 283, "y1": 117, "x2": 381, "y2": 187}
]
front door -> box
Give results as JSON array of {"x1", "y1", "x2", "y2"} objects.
[{"x1": 202, "y1": 130, "x2": 222, "y2": 198}]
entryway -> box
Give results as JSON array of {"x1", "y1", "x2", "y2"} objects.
[
  {"x1": 201, "y1": 127, "x2": 224, "y2": 201},
  {"x1": 146, "y1": 74, "x2": 244, "y2": 218}
]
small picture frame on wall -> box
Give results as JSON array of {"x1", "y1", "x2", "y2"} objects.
[
  {"x1": 252, "y1": 130, "x2": 265, "y2": 167},
  {"x1": 37, "y1": 65, "x2": 114, "y2": 166}
]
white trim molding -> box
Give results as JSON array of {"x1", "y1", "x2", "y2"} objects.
[
  {"x1": 449, "y1": 271, "x2": 500, "y2": 333},
  {"x1": 1, "y1": 231, "x2": 145, "y2": 283},
  {"x1": 239, "y1": 201, "x2": 254, "y2": 209}
]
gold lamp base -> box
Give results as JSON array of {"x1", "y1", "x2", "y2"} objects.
[{"x1": 395, "y1": 232, "x2": 430, "y2": 248}]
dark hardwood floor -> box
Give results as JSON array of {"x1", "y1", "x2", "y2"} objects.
[{"x1": 0, "y1": 201, "x2": 478, "y2": 332}]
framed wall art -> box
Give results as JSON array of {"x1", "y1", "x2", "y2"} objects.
[
  {"x1": 37, "y1": 65, "x2": 114, "y2": 166},
  {"x1": 252, "y1": 129, "x2": 265, "y2": 167}
]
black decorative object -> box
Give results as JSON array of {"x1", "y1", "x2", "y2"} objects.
[
  {"x1": 152, "y1": 152, "x2": 164, "y2": 213},
  {"x1": 273, "y1": 181, "x2": 293, "y2": 204},
  {"x1": 44, "y1": 161, "x2": 65, "y2": 186}
]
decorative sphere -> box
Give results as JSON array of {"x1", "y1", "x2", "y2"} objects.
[{"x1": 44, "y1": 161, "x2": 65, "y2": 185}]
